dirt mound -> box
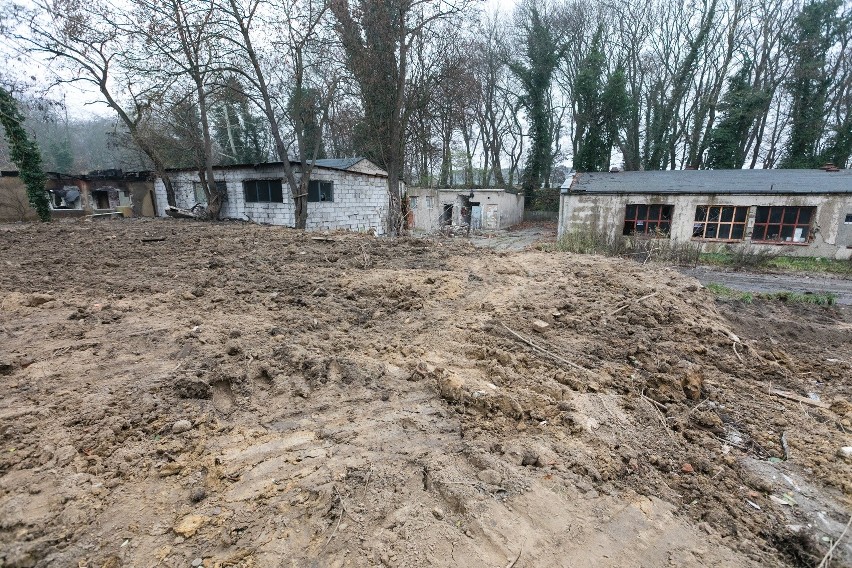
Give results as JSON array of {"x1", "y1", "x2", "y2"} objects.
[{"x1": 0, "y1": 219, "x2": 849, "y2": 567}]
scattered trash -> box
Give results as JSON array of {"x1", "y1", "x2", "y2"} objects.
[{"x1": 770, "y1": 493, "x2": 798, "y2": 507}]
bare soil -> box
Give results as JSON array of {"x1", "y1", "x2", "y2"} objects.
[{"x1": 0, "y1": 219, "x2": 850, "y2": 568}]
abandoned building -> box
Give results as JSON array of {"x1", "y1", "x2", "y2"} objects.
[
  {"x1": 558, "y1": 168, "x2": 852, "y2": 259},
  {"x1": 154, "y1": 158, "x2": 391, "y2": 234},
  {"x1": 405, "y1": 187, "x2": 524, "y2": 232},
  {"x1": 0, "y1": 169, "x2": 157, "y2": 221}
]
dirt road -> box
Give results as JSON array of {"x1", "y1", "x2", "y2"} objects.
[
  {"x1": 683, "y1": 266, "x2": 852, "y2": 304},
  {"x1": 1, "y1": 219, "x2": 850, "y2": 568}
]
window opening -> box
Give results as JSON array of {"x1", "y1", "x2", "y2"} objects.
[
  {"x1": 308, "y1": 180, "x2": 334, "y2": 202},
  {"x1": 692, "y1": 205, "x2": 748, "y2": 240},
  {"x1": 243, "y1": 179, "x2": 282, "y2": 203},
  {"x1": 623, "y1": 203, "x2": 674, "y2": 236},
  {"x1": 194, "y1": 180, "x2": 228, "y2": 203},
  {"x1": 752, "y1": 206, "x2": 815, "y2": 244}
]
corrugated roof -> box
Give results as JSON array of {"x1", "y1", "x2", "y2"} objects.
[{"x1": 568, "y1": 169, "x2": 852, "y2": 195}]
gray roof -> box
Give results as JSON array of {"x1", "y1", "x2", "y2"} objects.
[
  {"x1": 568, "y1": 169, "x2": 852, "y2": 195},
  {"x1": 310, "y1": 157, "x2": 364, "y2": 170}
]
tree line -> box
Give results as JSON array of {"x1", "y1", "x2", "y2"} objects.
[{"x1": 1, "y1": 0, "x2": 850, "y2": 229}]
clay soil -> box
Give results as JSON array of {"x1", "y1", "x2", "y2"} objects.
[{"x1": 1, "y1": 219, "x2": 850, "y2": 568}]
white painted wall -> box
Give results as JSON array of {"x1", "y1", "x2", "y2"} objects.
[
  {"x1": 154, "y1": 165, "x2": 390, "y2": 234},
  {"x1": 558, "y1": 191, "x2": 852, "y2": 259}
]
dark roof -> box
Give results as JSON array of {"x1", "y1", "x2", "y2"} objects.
[
  {"x1": 311, "y1": 157, "x2": 364, "y2": 170},
  {"x1": 163, "y1": 157, "x2": 383, "y2": 177},
  {"x1": 568, "y1": 169, "x2": 852, "y2": 195}
]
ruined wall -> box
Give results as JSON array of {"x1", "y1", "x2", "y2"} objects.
[
  {"x1": 155, "y1": 166, "x2": 390, "y2": 234},
  {"x1": 0, "y1": 174, "x2": 37, "y2": 222},
  {"x1": 407, "y1": 188, "x2": 524, "y2": 232},
  {"x1": 558, "y1": 192, "x2": 852, "y2": 260}
]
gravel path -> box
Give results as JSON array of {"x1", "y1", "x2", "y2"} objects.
[{"x1": 681, "y1": 266, "x2": 852, "y2": 304}]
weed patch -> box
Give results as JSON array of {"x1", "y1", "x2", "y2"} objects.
[
  {"x1": 548, "y1": 229, "x2": 701, "y2": 266},
  {"x1": 706, "y1": 282, "x2": 836, "y2": 306}
]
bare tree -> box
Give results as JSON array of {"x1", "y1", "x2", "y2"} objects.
[
  {"x1": 331, "y1": 0, "x2": 468, "y2": 234},
  {"x1": 2, "y1": 0, "x2": 181, "y2": 205},
  {"x1": 219, "y1": 0, "x2": 339, "y2": 229}
]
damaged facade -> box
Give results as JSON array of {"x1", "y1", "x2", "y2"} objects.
[
  {"x1": 154, "y1": 158, "x2": 391, "y2": 234},
  {"x1": 405, "y1": 187, "x2": 524, "y2": 232},
  {"x1": 0, "y1": 169, "x2": 157, "y2": 221},
  {"x1": 558, "y1": 169, "x2": 852, "y2": 259}
]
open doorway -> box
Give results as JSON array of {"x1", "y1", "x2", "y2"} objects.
[{"x1": 441, "y1": 203, "x2": 453, "y2": 226}]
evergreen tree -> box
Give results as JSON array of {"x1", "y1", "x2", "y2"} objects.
[
  {"x1": 213, "y1": 78, "x2": 268, "y2": 165},
  {"x1": 0, "y1": 88, "x2": 50, "y2": 222},
  {"x1": 780, "y1": 0, "x2": 847, "y2": 168},
  {"x1": 573, "y1": 29, "x2": 630, "y2": 172},
  {"x1": 509, "y1": 1, "x2": 565, "y2": 204},
  {"x1": 288, "y1": 87, "x2": 327, "y2": 161},
  {"x1": 705, "y1": 59, "x2": 771, "y2": 169}
]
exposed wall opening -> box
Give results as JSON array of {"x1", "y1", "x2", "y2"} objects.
[
  {"x1": 441, "y1": 203, "x2": 453, "y2": 226},
  {"x1": 752, "y1": 206, "x2": 815, "y2": 244},
  {"x1": 92, "y1": 190, "x2": 110, "y2": 209},
  {"x1": 623, "y1": 204, "x2": 673, "y2": 237},
  {"x1": 692, "y1": 205, "x2": 748, "y2": 240}
]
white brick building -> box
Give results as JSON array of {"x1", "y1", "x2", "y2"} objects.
[{"x1": 154, "y1": 158, "x2": 391, "y2": 234}]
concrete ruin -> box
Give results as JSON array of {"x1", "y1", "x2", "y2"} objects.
[
  {"x1": 406, "y1": 187, "x2": 524, "y2": 233},
  {"x1": 0, "y1": 169, "x2": 157, "y2": 221},
  {"x1": 558, "y1": 169, "x2": 852, "y2": 259}
]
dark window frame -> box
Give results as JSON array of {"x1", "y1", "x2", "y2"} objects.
[
  {"x1": 308, "y1": 179, "x2": 334, "y2": 202},
  {"x1": 243, "y1": 179, "x2": 283, "y2": 203},
  {"x1": 622, "y1": 203, "x2": 674, "y2": 237},
  {"x1": 692, "y1": 205, "x2": 749, "y2": 241},
  {"x1": 752, "y1": 206, "x2": 815, "y2": 245}
]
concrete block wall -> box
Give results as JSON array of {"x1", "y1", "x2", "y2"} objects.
[
  {"x1": 557, "y1": 191, "x2": 852, "y2": 260},
  {"x1": 154, "y1": 167, "x2": 389, "y2": 234}
]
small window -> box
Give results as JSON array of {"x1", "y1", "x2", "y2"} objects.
[
  {"x1": 193, "y1": 180, "x2": 227, "y2": 203},
  {"x1": 409, "y1": 196, "x2": 418, "y2": 209},
  {"x1": 425, "y1": 196, "x2": 433, "y2": 209},
  {"x1": 845, "y1": 213, "x2": 852, "y2": 224},
  {"x1": 243, "y1": 179, "x2": 283, "y2": 203},
  {"x1": 693, "y1": 205, "x2": 749, "y2": 241},
  {"x1": 752, "y1": 206, "x2": 815, "y2": 244},
  {"x1": 623, "y1": 203, "x2": 673, "y2": 237},
  {"x1": 308, "y1": 180, "x2": 334, "y2": 202}
]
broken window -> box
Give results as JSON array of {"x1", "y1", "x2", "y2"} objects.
[
  {"x1": 425, "y1": 196, "x2": 433, "y2": 209},
  {"x1": 409, "y1": 196, "x2": 418, "y2": 209},
  {"x1": 752, "y1": 206, "x2": 815, "y2": 244},
  {"x1": 92, "y1": 190, "x2": 110, "y2": 209},
  {"x1": 692, "y1": 205, "x2": 748, "y2": 240},
  {"x1": 623, "y1": 204, "x2": 673, "y2": 236},
  {"x1": 308, "y1": 180, "x2": 334, "y2": 202},
  {"x1": 194, "y1": 181, "x2": 228, "y2": 204},
  {"x1": 243, "y1": 179, "x2": 282, "y2": 203}
]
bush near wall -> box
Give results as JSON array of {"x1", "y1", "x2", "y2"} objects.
[
  {"x1": 0, "y1": 177, "x2": 38, "y2": 222},
  {"x1": 529, "y1": 187, "x2": 560, "y2": 211}
]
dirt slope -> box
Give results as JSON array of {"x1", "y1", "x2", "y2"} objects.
[{"x1": 0, "y1": 219, "x2": 850, "y2": 568}]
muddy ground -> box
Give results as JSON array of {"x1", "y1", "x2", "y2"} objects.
[{"x1": 0, "y1": 219, "x2": 850, "y2": 568}]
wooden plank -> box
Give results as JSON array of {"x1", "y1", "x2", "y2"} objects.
[{"x1": 770, "y1": 389, "x2": 831, "y2": 409}]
